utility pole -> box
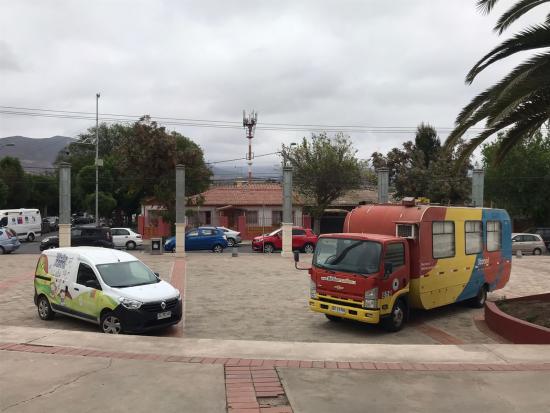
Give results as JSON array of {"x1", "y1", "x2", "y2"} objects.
[
  {"x1": 58, "y1": 162, "x2": 71, "y2": 247},
  {"x1": 243, "y1": 110, "x2": 258, "y2": 185},
  {"x1": 472, "y1": 169, "x2": 485, "y2": 207},
  {"x1": 377, "y1": 167, "x2": 389, "y2": 204},
  {"x1": 175, "y1": 165, "x2": 186, "y2": 257},
  {"x1": 95, "y1": 93, "x2": 101, "y2": 226},
  {"x1": 281, "y1": 165, "x2": 293, "y2": 257}
]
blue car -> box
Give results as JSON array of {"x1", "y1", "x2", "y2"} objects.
[
  {"x1": 164, "y1": 227, "x2": 228, "y2": 253},
  {"x1": 0, "y1": 227, "x2": 21, "y2": 254}
]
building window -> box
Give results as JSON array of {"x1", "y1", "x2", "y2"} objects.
[
  {"x1": 246, "y1": 211, "x2": 258, "y2": 225},
  {"x1": 272, "y1": 211, "x2": 282, "y2": 226},
  {"x1": 432, "y1": 221, "x2": 455, "y2": 259},
  {"x1": 465, "y1": 221, "x2": 483, "y2": 255},
  {"x1": 487, "y1": 220, "x2": 501, "y2": 252}
]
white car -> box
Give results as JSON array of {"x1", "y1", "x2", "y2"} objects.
[
  {"x1": 111, "y1": 228, "x2": 143, "y2": 250},
  {"x1": 217, "y1": 227, "x2": 241, "y2": 247}
]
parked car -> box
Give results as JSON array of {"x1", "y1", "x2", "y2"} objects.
[
  {"x1": 0, "y1": 227, "x2": 21, "y2": 254},
  {"x1": 526, "y1": 227, "x2": 550, "y2": 249},
  {"x1": 34, "y1": 247, "x2": 182, "y2": 334},
  {"x1": 252, "y1": 227, "x2": 318, "y2": 253},
  {"x1": 216, "y1": 226, "x2": 241, "y2": 247},
  {"x1": 164, "y1": 227, "x2": 228, "y2": 253},
  {"x1": 512, "y1": 233, "x2": 547, "y2": 255},
  {"x1": 45, "y1": 216, "x2": 59, "y2": 232},
  {"x1": 40, "y1": 226, "x2": 114, "y2": 251},
  {"x1": 111, "y1": 228, "x2": 143, "y2": 250},
  {"x1": 72, "y1": 216, "x2": 95, "y2": 225}
]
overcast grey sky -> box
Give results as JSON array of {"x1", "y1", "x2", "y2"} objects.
[{"x1": 1, "y1": 0, "x2": 547, "y2": 168}]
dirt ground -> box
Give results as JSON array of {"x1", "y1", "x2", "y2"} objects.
[{"x1": 497, "y1": 300, "x2": 550, "y2": 328}]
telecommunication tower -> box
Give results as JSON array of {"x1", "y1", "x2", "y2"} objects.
[{"x1": 243, "y1": 110, "x2": 258, "y2": 185}]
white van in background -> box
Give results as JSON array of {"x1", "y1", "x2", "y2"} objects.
[{"x1": 0, "y1": 208, "x2": 42, "y2": 241}]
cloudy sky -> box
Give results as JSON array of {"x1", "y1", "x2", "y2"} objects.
[{"x1": 1, "y1": 0, "x2": 546, "y2": 170}]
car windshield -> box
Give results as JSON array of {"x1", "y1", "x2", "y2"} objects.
[
  {"x1": 268, "y1": 229, "x2": 281, "y2": 236},
  {"x1": 313, "y1": 238, "x2": 382, "y2": 275},
  {"x1": 96, "y1": 261, "x2": 159, "y2": 288}
]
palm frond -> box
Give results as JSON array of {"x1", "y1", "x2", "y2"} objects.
[
  {"x1": 466, "y1": 24, "x2": 550, "y2": 83},
  {"x1": 495, "y1": 0, "x2": 550, "y2": 34},
  {"x1": 495, "y1": 117, "x2": 548, "y2": 162},
  {"x1": 477, "y1": 0, "x2": 501, "y2": 14}
]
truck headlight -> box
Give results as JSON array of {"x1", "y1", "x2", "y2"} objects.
[
  {"x1": 310, "y1": 279, "x2": 317, "y2": 299},
  {"x1": 364, "y1": 287, "x2": 378, "y2": 309},
  {"x1": 119, "y1": 297, "x2": 142, "y2": 310}
]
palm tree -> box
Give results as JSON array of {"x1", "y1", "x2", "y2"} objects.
[{"x1": 445, "y1": 0, "x2": 550, "y2": 164}]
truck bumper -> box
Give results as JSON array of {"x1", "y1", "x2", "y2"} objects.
[{"x1": 309, "y1": 299, "x2": 380, "y2": 324}]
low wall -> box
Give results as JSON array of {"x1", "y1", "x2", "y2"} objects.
[{"x1": 485, "y1": 293, "x2": 550, "y2": 344}]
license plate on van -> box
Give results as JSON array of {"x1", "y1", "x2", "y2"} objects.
[
  {"x1": 157, "y1": 311, "x2": 171, "y2": 320},
  {"x1": 331, "y1": 306, "x2": 346, "y2": 315}
]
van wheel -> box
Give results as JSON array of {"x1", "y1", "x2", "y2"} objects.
[
  {"x1": 263, "y1": 243, "x2": 274, "y2": 253},
  {"x1": 126, "y1": 241, "x2": 136, "y2": 250},
  {"x1": 533, "y1": 248, "x2": 542, "y2": 255},
  {"x1": 212, "y1": 244, "x2": 224, "y2": 253},
  {"x1": 27, "y1": 233, "x2": 35, "y2": 242},
  {"x1": 382, "y1": 299, "x2": 406, "y2": 332},
  {"x1": 101, "y1": 312, "x2": 122, "y2": 334},
  {"x1": 325, "y1": 314, "x2": 342, "y2": 322},
  {"x1": 37, "y1": 296, "x2": 55, "y2": 320},
  {"x1": 469, "y1": 285, "x2": 488, "y2": 308}
]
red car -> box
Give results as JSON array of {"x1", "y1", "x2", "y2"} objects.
[{"x1": 252, "y1": 227, "x2": 318, "y2": 253}]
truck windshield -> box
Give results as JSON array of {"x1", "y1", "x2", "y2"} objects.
[
  {"x1": 96, "y1": 261, "x2": 160, "y2": 288},
  {"x1": 313, "y1": 238, "x2": 382, "y2": 275}
]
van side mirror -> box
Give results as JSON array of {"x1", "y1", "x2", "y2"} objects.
[
  {"x1": 293, "y1": 251, "x2": 300, "y2": 263},
  {"x1": 154, "y1": 272, "x2": 160, "y2": 279},
  {"x1": 85, "y1": 279, "x2": 101, "y2": 290},
  {"x1": 384, "y1": 262, "x2": 393, "y2": 278}
]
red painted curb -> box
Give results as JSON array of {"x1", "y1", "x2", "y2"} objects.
[{"x1": 485, "y1": 299, "x2": 550, "y2": 344}]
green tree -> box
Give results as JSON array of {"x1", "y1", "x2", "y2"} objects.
[
  {"x1": 84, "y1": 192, "x2": 117, "y2": 218},
  {"x1": 445, "y1": 0, "x2": 550, "y2": 163},
  {"x1": 372, "y1": 124, "x2": 471, "y2": 204},
  {"x1": 0, "y1": 157, "x2": 29, "y2": 207},
  {"x1": 285, "y1": 132, "x2": 362, "y2": 233},
  {"x1": 27, "y1": 173, "x2": 58, "y2": 216},
  {"x1": 0, "y1": 178, "x2": 8, "y2": 208},
  {"x1": 483, "y1": 130, "x2": 550, "y2": 225}
]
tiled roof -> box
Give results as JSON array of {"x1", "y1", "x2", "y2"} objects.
[{"x1": 200, "y1": 183, "x2": 304, "y2": 206}]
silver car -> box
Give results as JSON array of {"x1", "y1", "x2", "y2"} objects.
[
  {"x1": 0, "y1": 227, "x2": 21, "y2": 254},
  {"x1": 217, "y1": 226, "x2": 241, "y2": 247},
  {"x1": 512, "y1": 233, "x2": 547, "y2": 255}
]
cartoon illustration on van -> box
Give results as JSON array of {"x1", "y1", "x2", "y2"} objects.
[{"x1": 34, "y1": 247, "x2": 182, "y2": 334}]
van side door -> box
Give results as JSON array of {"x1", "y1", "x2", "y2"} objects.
[{"x1": 73, "y1": 262, "x2": 102, "y2": 320}]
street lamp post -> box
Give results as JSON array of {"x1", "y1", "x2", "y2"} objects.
[{"x1": 95, "y1": 93, "x2": 100, "y2": 227}]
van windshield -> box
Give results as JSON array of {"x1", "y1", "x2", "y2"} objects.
[
  {"x1": 96, "y1": 261, "x2": 159, "y2": 288},
  {"x1": 313, "y1": 238, "x2": 382, "y2": 275}
]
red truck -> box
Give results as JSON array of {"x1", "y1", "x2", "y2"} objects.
[
  {"x1": 295, "y1": 202, "x2": 512, "y2": 331},
  {"x1": 252, "y1": 226, "x2": 318, "y2": 253}
]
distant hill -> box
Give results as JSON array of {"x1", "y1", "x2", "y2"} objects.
[{"x1": 0, "y1": 136, "x2": 74, "y2": 172}]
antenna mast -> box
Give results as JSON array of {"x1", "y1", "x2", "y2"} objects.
[{"x1": 243, "y1": 110, "x2": 258, "y2": 185}]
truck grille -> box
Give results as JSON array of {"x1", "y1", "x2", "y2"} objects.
[
  {"x1": 141, "y1": 298, "x2": 178, "y2": 312},
  {"x1": 318, "y1": 296, "x2": 364, "y2": 309}
]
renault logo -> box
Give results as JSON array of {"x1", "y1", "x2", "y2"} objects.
[{"x1": 161, "y1": 301, "x2": 166, "y2": 310}]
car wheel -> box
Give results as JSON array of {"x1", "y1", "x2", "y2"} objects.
[
  {"x1": 101, "y1": 312, "x2": 122, "y2": 334},
  {"x1": 325, "y1": 314, "x2": 342, "y2": 322},
  {"x1": 303, "y1": 243, "x2": 315, "y2": 254},
  {"x1": 469, "y1": 285, "x2": 487, "y2": 308},
  {"x1": 533, "y1": 248, "x2": 542, "y2": 255},
  {"x1": 171, "y1": 247, "x2": 176, "y2": 253},
  {"x1": 212, "y1": 244, "x2": 224, "y2": 253},
  {"x1": 126, "y1": 241, "x2": 136, "y2": 250},
  {"x1": 27, "y1": 233, "x2": 35, "y2": 242},
  {"x1": 263, "y1": 243, "x2": 275, "y2": 253},
  {"x1": 0, "y1": 246, "x2": 4, "y2": 255},
  {"x1": 382, "y1": 299, "x2": 406, "y2": 332},
  {"x1": 227, "y1": 238, "x2": 235, "y2": 247},
  {"x1": 37, "y1": 295, "x2": 55, "y2": 320},
  {"x1": 48, "y1": 245, "x2": 57, "y2": 250}
]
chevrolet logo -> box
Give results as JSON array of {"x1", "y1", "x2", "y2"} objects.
[{"x1": 334, "y1": 285, "x2": 344, "y2": 290}]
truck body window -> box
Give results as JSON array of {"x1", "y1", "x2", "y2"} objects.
[
  {"x1": 465, "y1": 221, "x2": 483, "y2": 255},
  {"x1": 433, "y1": 221, "x2": 455, "y2": 259},
  {"x1": 487, "y1": 221, "x2": 501, "y2": 252}
]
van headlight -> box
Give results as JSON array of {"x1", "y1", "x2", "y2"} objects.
[
  {"x1": 119, "y1": 297, "x2": 142, "y2": 310},
  {"x1": 310, "y1": 279, "x2": 317, "y2": 299},
  {"x1": 364, "y1": 287, "x2": 378, "y2": 309}
]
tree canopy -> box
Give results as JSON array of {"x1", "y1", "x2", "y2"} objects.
[{"x1": 445, "y1": 0, "x2": 550, "y2": 164}]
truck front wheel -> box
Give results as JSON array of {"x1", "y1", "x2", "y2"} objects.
[{"x1": 382, "y1": 299, "x2": 406, "y2": 332}]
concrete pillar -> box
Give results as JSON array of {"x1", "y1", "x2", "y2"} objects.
[
  {"x1": 472, "y1": 169, "x2": 484, "y2": 207},
  {"x1": 282, "y1": 166, "x2": 293, "y2": 257},
  {"x1": 377, "y1": 167, "x2": 389, "y2": 204},
  {"x1": 175, "y1": 165, "x2": 186, "y2": 257},
  {"x1": 58, "y1": 162, "x2": 71, "y2": 247}
]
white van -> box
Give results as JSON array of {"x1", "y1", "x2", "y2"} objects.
[
  {"x1": 0, "y1": 208, "x2": 42, "y2": 241},
  {"x1": 34, "y1": 247, "x2": 182, "y2": 334}
]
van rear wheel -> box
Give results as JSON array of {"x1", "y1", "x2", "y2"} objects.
[
  {"x1": 37, "y1": 296, "x2": 55, "y2": 320},
  {"x1": 469, "y1": 285, "x2": 488, "y2": 308},
  {"x1": 27, "y1": 233, "x2": 35, "y2": 242},
  {"x1": 101, "y1": 312, "x2": 122, "y2": 334}
]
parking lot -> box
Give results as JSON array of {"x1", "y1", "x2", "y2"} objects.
[{"x1": 1, "y1": 252, "x2": 549, "y2": 344}]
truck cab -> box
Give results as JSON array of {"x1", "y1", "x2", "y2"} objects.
[{"x1": 309, "y1": 233, "x2": 410, "y2": 331}]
